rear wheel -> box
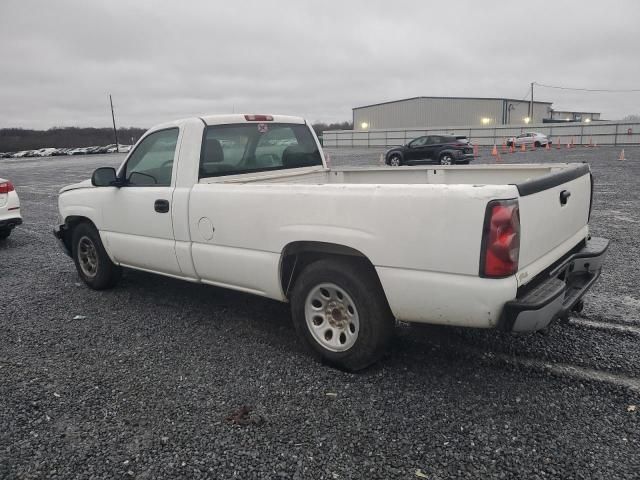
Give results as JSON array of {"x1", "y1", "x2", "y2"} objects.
[
  {"x1": 72, "y1": 223, "x2": 122, "y2": 290},
  {"x1": 388, "y1": 154, "x2": 402, "y2": 166},
  {"x1": 0, "y1": 228, "x2": 11, "y2": 240},
  {"x1": 440, "y1": 154, "x2": 453, "y2": 165},
  {"x1": 290, "y1": 258, "x2": 395, "y2": 371}
]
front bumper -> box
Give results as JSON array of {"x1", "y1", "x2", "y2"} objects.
[
  {"x1": 501, "y1": 236, "x2": 609, "y2": 332},
  {"x1": 53, "y1": 224, "x2": 72, "y2": 257},
  {"x1": 0, "y1": 217, "x2": 22, "y2": 230}
]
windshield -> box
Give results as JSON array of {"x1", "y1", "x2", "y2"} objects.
[{"x1": 199, "y1": 123, "x2": 322, "y2": 178}]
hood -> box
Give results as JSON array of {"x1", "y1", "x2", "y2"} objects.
[{"x1": 59, "y1": 178, "x2": 93, "y2": 194}]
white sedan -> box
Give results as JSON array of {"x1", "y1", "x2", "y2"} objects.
[
  {"x1": 506, "y1": 132, "x2": 551, "y2": 147},
  {"x1": 0, "y1": 178, "x2": 22, "y2": 240}
]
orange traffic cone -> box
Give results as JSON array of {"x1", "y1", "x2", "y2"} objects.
[
  {"x1": 473, "y1": 144, "x2": 479, "y2": 157},
  {"x1": 545, "y1": 142, "x2": 550, "y2": 150},
  {"x1": 502, "y1": 140, "x2": 508, "y2": 153},
  {"x1": 521, "y1": 143, "x2": 526, "y2": 152},
  {"x1": 509, "y1": 144, "x2": 515, "y2": 153},
  {"x1": 619, "y1": 149, "x2": 625, "y2": 161},
  {"x1": 496, "y1": 151, "x2": 503, "y2": 163},
  {"x1": 491, "y1": 144, "x2": 498, "y2": 156},
  {"x1": 556, "y1": 138, "x2": 562, "y2": 149}
]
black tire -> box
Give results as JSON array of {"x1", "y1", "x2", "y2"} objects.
[
  {"x1": 534, "y1": 141, "x2": 541, "y2": 148},
  {"x1": 290, "y1": 257, "x2": 395, "y2": 371},
  {"x1": 439, "y1": 153, "x2": 454, "y2": 165},
  {"x1": 71, "y1": 222, "x2": 121, "y2": 290},
  {"x1": 387, "y1": 154, "x2": 402, "y2": 166},
  {"x1": 0, "y1": 228, "x2": 11, "y2": 240}
]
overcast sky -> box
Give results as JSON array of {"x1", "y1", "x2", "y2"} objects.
[{"x1": 1, "y1": 0, "x2": 639, "y2": 129}]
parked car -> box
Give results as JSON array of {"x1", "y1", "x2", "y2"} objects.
[
  {"x1": 55, "y1": 114, "x2": 608, "y2": 371},
  {"x1": 67, "y1": 147, "x2": 90, "y2": 155},
  {"x1": 0, "y1": 178, "x2": 22, "y2": 239},
  {"x1": 506, "y1": 132, "x2": 551, "y2": 148},
  {"x1": 106, "y1": 144, "x2": 132, "y2": 153},
  {"x1": 385, "y1": 135, "x2": 474, "y2": 166},
  {"x1": 34, "y1": 147, "x2": 58, "y2": 157},
  {"x1": 96, "y1": 144, "x2": 116, "y2": 154},
  {"x1": 51, "y1": 148, "x2": 70, "y2": 156}
]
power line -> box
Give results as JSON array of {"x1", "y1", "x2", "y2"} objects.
[{"x1": 534, "y1": 82, "x2": 640, "y2": 93}]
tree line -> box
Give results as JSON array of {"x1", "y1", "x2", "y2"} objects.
[
  {"x1": 0, "y1": 121, "x2": 353, "y2": 152},
  {"x1": 0, "y1": 127, "x2": 147, "y2": 152}
]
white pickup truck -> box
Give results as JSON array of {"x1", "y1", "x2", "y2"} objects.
[{"x1": 55, "y1": 114, "x2": 608, "y2": 370}]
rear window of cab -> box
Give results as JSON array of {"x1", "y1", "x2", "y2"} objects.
[{"x1": 199, "y1": 123, "x2": 322, "y2": 178}]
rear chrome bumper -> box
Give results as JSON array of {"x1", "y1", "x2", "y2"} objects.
[{"x1": 501, "y1": 237, "x2": 609, "y2": 332}]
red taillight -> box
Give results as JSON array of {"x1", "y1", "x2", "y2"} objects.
[
  {"x1": 244, "y1": 114, "x2": 273, "y2": 121},
  {"x1": 480, "y1": 199, "x2": 520, "y2": 278},
  {"x1": 0, "y1": 181, "x2": 14, "y2": 194}
]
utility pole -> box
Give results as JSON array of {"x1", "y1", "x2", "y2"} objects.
[
  {"x1": 530, "y1": 82, "x2": 534, "y2": 124},
  {"x1": 109, "y1": 94, "x2": 119, "y2": 153}
]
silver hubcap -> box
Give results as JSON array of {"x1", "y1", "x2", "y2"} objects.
[
  {"x1": 441, "y1": 156, "x2": 452, "y2": 165},
  {"x1": 305, "y1": 283, "x2": 360, "y2": 352},
  {"x1": 389, "y1": 156, "x2": 400, "y2": 166},
  {"x1": 78, "y1": 236, "x2": 99, "y2": 278}
]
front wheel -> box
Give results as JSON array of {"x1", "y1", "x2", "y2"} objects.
[
  {"x1": 534, "y1": 141, "x2": 541, "y2": 148},
  {"x1": 387, "y1": 154, "x2": 402, "y2": 166},
  {"x1": 72, "y1": 223, "x2": 122, "y2": 290},
  {"x1": 290, "y1": 258, "x2": 395, "y2": 371},
  {"x1": 0, "y1": 228, "x2": 11, "y2": 240}
]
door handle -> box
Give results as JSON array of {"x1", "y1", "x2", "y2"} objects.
[
  {"x1": 154, "y1": 199, "x2": 170, "y2": 213},
  {"x1": 559, "y1": 190, "x2": 571, "y2": 206}
]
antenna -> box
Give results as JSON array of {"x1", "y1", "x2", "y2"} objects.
[{"x1": 109, "y1": 94, "x2": 119, "y2": 153}]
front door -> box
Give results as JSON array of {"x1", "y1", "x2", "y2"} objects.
[
  {"x1": 101, "y1": 128, "x2": 183, "y2": 276},
  {"x1": 405, "y1": 136, "x2": 429, "y2": 162}
]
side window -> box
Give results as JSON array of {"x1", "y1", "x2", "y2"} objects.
[
  {"x1": 124, "y1": 128, "x2": 179, "y2": 186},
  {"x1": 427, "y1": 136, "x2": 441, "y2": 145}
]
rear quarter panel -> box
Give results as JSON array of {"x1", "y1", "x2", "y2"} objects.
[{"x1": 188, "y1": 182, "x2": 519, "y2": 319}]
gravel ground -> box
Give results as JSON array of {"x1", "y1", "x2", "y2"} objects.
[{"x1": 1, "y1": 147, "x2": 639, "y2": 479}]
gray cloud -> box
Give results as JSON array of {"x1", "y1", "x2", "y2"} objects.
[{"x1": 1, "y1": 0, "x2": 639, "y2": 129}]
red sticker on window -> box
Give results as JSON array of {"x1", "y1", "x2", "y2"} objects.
[{"x1": 257, "y1": 123, "x2": 268, "y2": 133}]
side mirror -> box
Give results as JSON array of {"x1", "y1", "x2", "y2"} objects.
[{"x1": 91, "y1": 167, "x2": 118, "y2": 187}]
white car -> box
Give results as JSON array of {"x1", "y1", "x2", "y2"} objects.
[
  {"x1": 0, "y1": 178, "x2": 22, "y2": 239},
  {"x1": 507, "y1": 132, "x2": 551, "y2": 148},
  {"x1": 34, "y1": 147, "x2": 58, "y2": 157},
  {"x1": 54, "y1": 114, "x2": 608, "y2": 370},
  {"x1": 106, "y1": 145, "x2": 132, "y2": 154}
]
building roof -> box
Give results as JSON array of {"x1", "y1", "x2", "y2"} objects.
[{"x1": 353, "y1": 96, "x2": 553, "y2": 110}]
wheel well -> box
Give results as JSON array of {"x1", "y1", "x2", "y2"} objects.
[
  {"x1": 61, "y1": 216, "x2": 96, "y2": 251},
  {"x1": 280, "y1": 241, "x2": 380, "y2": 299}
]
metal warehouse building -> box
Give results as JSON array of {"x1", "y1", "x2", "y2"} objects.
[{"x1": 353, "y1": 96, "x2": 553, "y2": 130}]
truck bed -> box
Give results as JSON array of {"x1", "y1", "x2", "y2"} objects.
[{"x1": 207, "y1": 163, "x2": 584, "y2": 188}]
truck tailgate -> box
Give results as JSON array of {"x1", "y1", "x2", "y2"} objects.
[{"x1": 516, "y1": 164, "x2": 592, "y2": 286}]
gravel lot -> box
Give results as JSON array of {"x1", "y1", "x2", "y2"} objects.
[{"x1": 1, "y1": 146, "x2": 639, "y2": 479}]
